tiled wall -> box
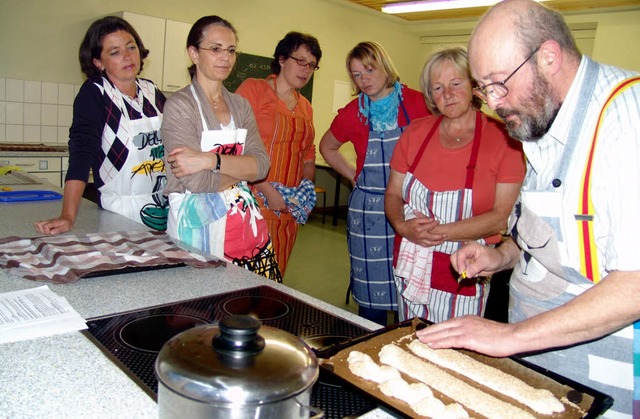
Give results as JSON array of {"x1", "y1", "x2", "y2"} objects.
[{"x1": 0, "y1": 77, "x2": 82, "y2": 145}]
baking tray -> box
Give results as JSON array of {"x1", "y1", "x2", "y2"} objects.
[{"x1": 316, "y1": 318, "x2": 613, "y2": 419}]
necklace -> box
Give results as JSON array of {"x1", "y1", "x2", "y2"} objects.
[
  {"x1": 441, "y1": 121, "x2": 463, "y2": 144},
  {"x1": 207, "y1": 91, "x2": 223, "y2": 110}
]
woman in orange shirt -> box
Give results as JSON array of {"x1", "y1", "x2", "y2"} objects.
[{"x1": 236, "y1": 32, "x2": 322, "y2": 277}]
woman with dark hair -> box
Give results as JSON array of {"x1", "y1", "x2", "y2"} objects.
[
  {"x1": 319, "y1": 41, "x2": 430, "y2": 325},
  {"x1": 236, "y1": 32, "x2": 321, "y2": 277},
  {"x1": 162, "y1": 16, "x2": 281, "y2": 281},
  {"x1": 35, "y1": 16, "x2": 167, "y2": 235},
  {"x1": 385, "y1": 47, "x2": 525, "y2": 323}
]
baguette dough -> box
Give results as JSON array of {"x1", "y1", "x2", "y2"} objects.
[
  {"x1": 379, "y1": 344, "x2": 537, "y2": 419},
  {"x1": 408, "y1": 339, "x2": 564, "y2": 415},
  {"x1": 347, "y1": 350, "x2": 469, "y2": 418}
]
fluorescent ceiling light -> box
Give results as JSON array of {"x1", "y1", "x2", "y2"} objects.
[{"x1": 382, "y1": 0, "x2": 547, "y2": 14}]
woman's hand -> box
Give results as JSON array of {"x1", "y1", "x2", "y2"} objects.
[
  {"x1": 34, "y1": 216, "x2": 73, "y2": 235},
  {"x1": 167, "y1": 147, "x2": 213, "y2": 178},
  {"x1": 263, "y1": 187, "x2": 288, "y2": 212},
  {"x1": 398, "y1": 211, "x2": 445, "y2": 247}
]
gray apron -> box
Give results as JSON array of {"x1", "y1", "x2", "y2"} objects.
[{"x1": 509, "y1": 58, "x2": 632, "y2": 417}]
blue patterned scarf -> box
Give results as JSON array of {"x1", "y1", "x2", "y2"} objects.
[{"x1": 358, "y1": 81, "x2": 403, "y2": 132}]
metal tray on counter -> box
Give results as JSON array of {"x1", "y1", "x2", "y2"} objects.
[{"x1": 315, "y1": 318, "x2": 613, "y2": 419}]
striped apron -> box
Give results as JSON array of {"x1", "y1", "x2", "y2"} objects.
[
  {"x1": 394, "y1": 112, "x2": 489, "y2": 323},
  {"x1": 509, "y1": 59, "x2": 637, "y2": 418},
  {"x1": 348, "y1": 102, "x2": 410, "y2": 310}
]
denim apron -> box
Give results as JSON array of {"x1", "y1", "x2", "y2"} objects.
[{"x1": 348, "y1": 100, "x2": 410, "y2": 310}]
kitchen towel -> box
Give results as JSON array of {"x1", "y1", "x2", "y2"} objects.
[
  {"x1": 0, "y1": 230, "x2": 225, "y2": 284},
  {"x1": 256, "y1": 178, "x2": 317, "y2": 224}
]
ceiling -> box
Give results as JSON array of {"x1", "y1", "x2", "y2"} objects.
[{"x1": 346, "y1": 0, "x2": 640, "y2": 21}]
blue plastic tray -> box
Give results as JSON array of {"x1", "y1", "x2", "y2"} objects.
[{"x1": 0, "y1": 190, "x2": 63, "y2": 202}]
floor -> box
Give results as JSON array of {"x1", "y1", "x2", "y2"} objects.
[
  {"x1": 284, "y1": 209, "x2": 510, "y2": 324},
  {"x1": 284, "y1": 211, "x2": 358, "y2": 316}
]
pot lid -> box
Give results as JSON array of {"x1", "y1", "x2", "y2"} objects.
[{"x1": 155, "y1": 315, "x2": 318, "y2": 405}]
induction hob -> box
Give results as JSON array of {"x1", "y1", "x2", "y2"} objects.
[{"x1": 84, "y1": 285, "x2": 379, "y2": 418}]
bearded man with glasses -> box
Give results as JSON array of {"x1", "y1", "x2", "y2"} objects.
[{"x1": 417, "y1": 1, "x2": 640, "y2": 417}]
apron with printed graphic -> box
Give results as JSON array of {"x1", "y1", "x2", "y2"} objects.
[
  {"x1": 509, "y1": 59, "x2": 634, "y2": 417},
  {"x1": 348, "y1": 101, "x2": 410, "y2": 310},
  {"x1": 394, "y1": 112, "x2": 489, "y2": 323},
  {"x1": 167, "y1": 86, "x2": 281, "y2": 281},
  {"x1": 99, "y1": 84, "x2": 167, "y2": 231}
]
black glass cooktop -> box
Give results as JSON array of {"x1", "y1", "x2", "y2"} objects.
[{"x1": 84, "y1": 285, "x2": 378, "y2": 418}]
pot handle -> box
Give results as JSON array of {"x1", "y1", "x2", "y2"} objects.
[{"x1": 297, "y1": 400, "x2": 324, "y2": 419}]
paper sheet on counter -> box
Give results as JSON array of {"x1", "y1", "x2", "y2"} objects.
[{"x1": 0, "y1": 285, "x2": 87, "y2": 344}]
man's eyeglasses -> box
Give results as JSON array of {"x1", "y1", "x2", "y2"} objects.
[
  {"x1": 288, "y1": 56, "x2": 319, "y2": 71},
  {"x1": 199, "y1": 46, "x2": 240, "y2": 56},
  {"x1": 473, "y1": 47, "x2": 540, "y2": 102}
]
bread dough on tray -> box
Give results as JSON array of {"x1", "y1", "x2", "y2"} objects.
[
  {"x1": 407, "y1": 339, "x2": 564, "y2": 415},
  {"x1": 347, "y1": 350, "x2": 469, "y2": 418}
]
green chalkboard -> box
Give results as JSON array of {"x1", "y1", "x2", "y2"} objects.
[{"x1": 223, "y1": 52, "x2": 313, "y2": 102}]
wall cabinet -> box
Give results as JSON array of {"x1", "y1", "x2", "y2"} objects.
[{"x1": 117, "y1": 12, "x2": 192, "y2": 92}]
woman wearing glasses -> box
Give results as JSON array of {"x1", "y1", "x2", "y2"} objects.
[
  {"x1": 236, "y1": 32, "x2": 322, "y2": 277},
  {"x1": 162, "y1": 15, "x2": 281, "y2": 281},
  {"x1": 385, "y1": 47, "x2": 525, "y2": 323},
  {"x1": 319, "y1": 41, "x2": 430, "y2": 325}
]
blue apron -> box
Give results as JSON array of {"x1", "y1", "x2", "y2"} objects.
[{"x1": 348, "y1": 99, "x2": 410, "y2": 310}]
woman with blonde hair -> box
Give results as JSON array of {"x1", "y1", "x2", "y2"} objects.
[
  {"x1": 320, "y1": 41, "x2": 430, "y2": 325},
  {"x1": 385, "y1": 46, "x2": 525, "y2": 322}
]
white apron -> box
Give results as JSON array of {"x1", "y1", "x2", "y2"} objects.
[
  {"x1": 166, "y1": 85, "x2": 252, "y2": 260},
  {"x1": 99, "y1": 91, "x2": 166, "y2": 230}
]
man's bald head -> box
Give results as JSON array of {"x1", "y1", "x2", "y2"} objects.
[{"x1": 469, "y1": 0, "x2": 580, "y2": 73}]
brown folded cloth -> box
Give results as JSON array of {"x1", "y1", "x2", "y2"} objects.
[{"x1": 0, "y1": 230, "x2": 225, "y2": 284}]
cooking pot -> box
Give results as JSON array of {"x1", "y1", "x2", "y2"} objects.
[{"x1": 155, "y1": 314, "x2": 323, "y2": 418}]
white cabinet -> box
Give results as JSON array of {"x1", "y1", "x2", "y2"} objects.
[
  {"x1": 0, "y1": 156, "x2": 64, "y2": 187},
  {"x1": 162, "y1": 20, "x2": 192, "y2": 92},
  {"x1": 116, "y1": 12, "x2": 192, "y2": 93}
]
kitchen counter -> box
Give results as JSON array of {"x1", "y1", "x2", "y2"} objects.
[{"x1": 0, "y1": 179, "x2": 391, "y2": 418}]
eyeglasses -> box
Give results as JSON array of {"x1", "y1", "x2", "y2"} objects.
[
  {"x1": 198, "y1": 46, "x2": 240, "y2": 56},
  {"x1": 288, "y1": 56, "x2": 319, "y2": 71},
  {"x1": 473, "y1": 47, "x2": 540, "y2": 102}
]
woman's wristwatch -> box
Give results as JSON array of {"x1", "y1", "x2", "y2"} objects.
[{"x1": 212, "y1": 153, "x2": 221, "y2": 174}]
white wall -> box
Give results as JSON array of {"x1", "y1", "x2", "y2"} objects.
[{"x1": 0, "y1": 0, "x2": 422, "y2": 147}]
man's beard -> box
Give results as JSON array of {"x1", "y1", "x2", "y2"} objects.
[{"x1": 496, "y1": 70, "x2": 560, "y2": 142}]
